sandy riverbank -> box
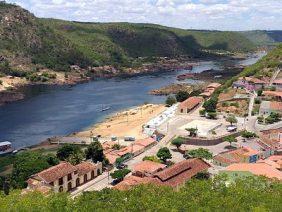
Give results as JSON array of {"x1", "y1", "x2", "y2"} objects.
[{"x1": 74, "y1": 104, "x2": 166, "y2": 139}]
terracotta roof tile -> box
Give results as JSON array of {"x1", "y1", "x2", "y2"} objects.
[
  {"x1": 270, "y1": 101, "x2": 282, "y2": 111},
  {"x1": 263, "y1": 91, "x2": 282, "y2": 98},
  {"x1": 226, "y1": 163, "x2": 282, "y2": 180},
  {"x1": 35, "y1": 162, "x2": 77, "y2": 183},
  {"x1": 134, "y1": 137, "x2": 156, "y2": 147},
  {"x1": 133, "y1": 161, "x2": 166, "y2": 175},
  {"x1": 179, "y1": 96, "x2": 203, "y2": 110},
  {"x1": 154, "y1": 159, "x2": 210, "y2": 187},
  {"x1": 75, "y1": 162, "x2": 98, "y2": 176}
]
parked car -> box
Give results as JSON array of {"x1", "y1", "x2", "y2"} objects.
[{"x1": 117, "y1": 163, "x2": 128, "y2": 169}]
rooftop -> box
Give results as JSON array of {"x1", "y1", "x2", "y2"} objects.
[
  {"x1": 179, "y1": 96, "x2": 203, "y2": 110},
  {"x1": 134, "y1": 137, "x2": 156, "y2": 147},
  {"x1": 154, "y1": 158, "x2": 210, "y2": 187},
  {"x1": 273, "y1": 79, "x2": 282, "y2": 85},
  {"x1": 226, "y1": 163, "x2": 282, "y2": 180},
  {"x1": 263, "y1": 91, "x2": 282, "y2": 98},
  {"x1": 207, "y1": 83, "x2": 221, "y2": 89},
  {"x1": 133, "y1": 160, "x2": 166, "y2": 175},
  {"x1": 75, "y1": 161, "x2": 98, "y2": 176},
  {"x1": 33, "y1": 162, "x2": 77, "y2": 184}
]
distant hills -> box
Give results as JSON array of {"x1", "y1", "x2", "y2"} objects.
[{"x1": 0, "y1": 2, "x2": 281, "y2": 74}]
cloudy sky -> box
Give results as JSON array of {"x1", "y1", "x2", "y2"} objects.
[{"x1": 6, "y1": 0, "x2": 282, "y2": 31}]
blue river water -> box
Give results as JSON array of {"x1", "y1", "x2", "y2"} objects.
[{"x1": 0, "y1": 56, "x2": 263, "y2": 148}]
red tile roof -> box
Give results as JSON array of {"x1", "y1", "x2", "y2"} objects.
[
  {"x1": 35, "y1": 162, "x2": 77, "y2": 184},
  {"x1": 263, "y1": 91, "x2": 282, "y2": 98},
  {"x1": 134, "y1": 137, "x2": 156, "y2": 148},
  {"x1": 179, "y1": 96, "x2": 203, "y2": 110},
  {"x1": 153, "y1": 158, "x2": 210, "y2": 187},
  {"x1": 273, "y1": 79, "x2": 282, "y2": 85},
  {"x1": 207, "y1": 83, "x2": 221, "y2": 89},
  {"x1": 133, "y1": 161, "x2": 166, "y2": 175},
  {"x1": 270, "y1": 101, "x2": 282, "y2": 111},
  {"x1": 226, "y1": 163, "x2": 282, "y2": 180},
  {"x1": 75, "y1": 161, "x2": 98, "y2": 176}
]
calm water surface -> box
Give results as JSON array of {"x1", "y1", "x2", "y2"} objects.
[{"x1": 0, "y1": 56, "x2": 263, "y2": 148}]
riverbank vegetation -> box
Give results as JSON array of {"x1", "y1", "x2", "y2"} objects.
[{"x1": 0, "y1": 176, "x2": 281, "y2": 211}]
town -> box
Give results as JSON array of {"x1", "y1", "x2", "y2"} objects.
[{"x1": 16, "y1": 66, "x2": 281, "y2": 197}]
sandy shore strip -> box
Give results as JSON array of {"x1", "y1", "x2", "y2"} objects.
[{"x1": 74, "y1": 104, "x2": 166, "y2": 140}]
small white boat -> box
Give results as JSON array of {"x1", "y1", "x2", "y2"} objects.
[{"x1": 100, "y1": 105, "x2": 111, "y2": 112}]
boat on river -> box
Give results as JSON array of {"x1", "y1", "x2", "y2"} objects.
[{"x1": 0, "y1": 141, "x2": 13, "y2": 155}]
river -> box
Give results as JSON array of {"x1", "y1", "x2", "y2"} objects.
[{"x1": 0, "y1": 54, "x2": 264, "y2": 148}]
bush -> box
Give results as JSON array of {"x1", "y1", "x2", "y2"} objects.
[
  {"x1": 203, "y1": 97, "x2": 218, "y2": 112},
  {"x1": 222, "y1": 102, "x2": 229, "y2": 107},
  {"x1": 199, "y1": 109, "x2": 206, "y2": 116},
  {"x1": 176, "y1": 91, "x2": 189, "y2": 102},
  {"x1": 230, "y1": 102, "x2": 239, "y2": 108},
  {"x1": 207, "y1": 112, "x2": 217, "y2": 119},
  {"x1": 265, "y1": 112, "x2": 281, "y2": 124},
  {"x1": 254, "y1": 98, "x2": 261, "y2": 104},
  {"x1": 241, "y1": 130, "x2": 258, "y2": 138},
  {"x1": 165, "y1": 95, "x2": 177, "y2": 107}
]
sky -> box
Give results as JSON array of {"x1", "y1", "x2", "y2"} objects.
[{"x1": 6, "y1": 0, "x2": 282, "y2": 31}]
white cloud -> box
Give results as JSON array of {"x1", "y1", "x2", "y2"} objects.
[{"x1": 6, "y1": 0, "x2": 282, "y2": 30}]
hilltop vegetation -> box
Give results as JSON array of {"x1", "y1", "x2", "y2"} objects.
[
  {"x1": 0, "y1": 177, "x2": 281, "y2": 211},
  {"x1": 1, "y1": 2, "x2": 281, "y2": 78}
]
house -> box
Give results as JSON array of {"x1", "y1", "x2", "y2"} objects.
[
  {"x1": 259, "y1": 101, "x2": 282, "y2": 116},
  {"x1": 262, "y1": 91, "x2": 282, "y2": 101},
  {"x1": 178, "y1": 96, "x2": 203, "y2": 114},
  {"x1": 213, "y1": 147, "x2": 260, "y2": 167},
  {"x1": 132, "y1": 161, "x2": 166, "y2": 177},
  {"x1": 114, "y1": 159, "x2": 210, "y2": 191},
  {"x1": 134, "y1": 137, "x2": 157, "y2": 150},
  {"x1": 260, "y1": 128, "x2": 282, "y2": 152},
  {"x1": 273, "y1": 79, "x2": 282, "y2": 91},
  {"x1": 223, "y1": 163, "x2": 282, "y2": 180},
  {"x1": 200, "y1": 83, "x2": 221, "y2": 98},
  {"x1": 25, "y1": 161, "x2": 102, "y2": 193},
  {"x1": 233, "y1": 77, "x2": 267, "y2": 91},
  {"x1": 257, "y1": 155, "x2": 282, "y2": 171}
]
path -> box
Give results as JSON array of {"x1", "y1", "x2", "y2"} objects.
[
  {"x1": 248, "y1": 91, "x2": 257, "y2": 118},
  {"x1": 269, "y1": 68, "x2": 280, "y2": 86}
]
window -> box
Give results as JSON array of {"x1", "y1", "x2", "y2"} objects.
[
  {"x1": 59, "y1": 186, "x2": 63, "y2": 192},
  {"x1": 91, "y1": 171, "x2": 95, "y2": 179},
  {"x1": 68, "y1": 173, "x2": 72, "y2": 181},
  {"x1": 59, "y1": 177, "x2": 63, "y2": 185},
  {"x1": 181, "y1": 109, "x2": 183, "y2": 113},
  {"x1": 97, "y1": 169, "x2": 101, "y2": 175},
  {"x1": 50, "y1": 182, "x2": 54, "y2": 186},
  {"x1": 74, "y1": 171, "x2": 78, "y2": 175}
]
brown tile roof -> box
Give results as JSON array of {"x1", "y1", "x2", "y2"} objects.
[
  {"x1": 105, "y1": 152, "x2": 119, "y2": 164},
  {"x1": 270, "y1": 101, "x2": 282, "y2": 111},
  {"x1": 154, "y1": 159, "x2": 210, "y2": 187},
  {"x1": 114, "y1": 175, "x2": 161, "y2": 191},
  {"x1": 273, "y1": 79, "x2": 282, "y2": 85},
  {"x1": 134, "y1": 137, "x2": 156, "y2": 148},
  {"x1": 242, "y1": 77, "x2": 266, "y2": 84},
  {"x1": 207, "y1": 83, "x2": 221, "y2": 89},
  {"x1": 75, "y1": 162, "x2": 98, "y2": 176},
  {"x1": 133, "y1": 161, "x2": 166, "y2": 175},
  {"x1": 263, "y1": 91, "x2": 282, "y2": 98},
  {"x1": 179, "y1": 96, "x2": 203, "y2": 110},
  {"x1": 214, "y1": 154, "x2": 240, "y2": 165},
  {"x1": 226, "y1": 163, "x2": 282, "y2": 180},
  {"x1": 35, "y1": 162, "x2": 77, "y2": 184}
]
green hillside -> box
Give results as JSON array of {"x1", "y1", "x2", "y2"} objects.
[{"x1": 0, "y1": 2, "x2": 280, "y2": 76}]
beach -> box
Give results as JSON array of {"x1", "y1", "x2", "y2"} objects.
[{"x1": 74, "y1": 104, "x2": 166, "y2": 139}]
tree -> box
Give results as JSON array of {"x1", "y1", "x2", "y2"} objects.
[
  {"x1": 57, "y1": 144, "x2": 83, "y2": 162},
  {"x1": 207, "y1": 112, "x2": 217, "y2": 119},
  {"x1": 11, "y1": 151, "x2": 56, "y2": 188},
  {"x1": 199, "y1": 109, "x2": 206, "y2": 116},
  {"x1": 110, "y1": 169, "x2": 131, "y2": 181},
  {"x1": 2, "y1": 177, "x2": 10, "y2": 195},
  {"x1": 171, "y1": 138, "x2": 184, "y2": 149},
  {"x1": 226, "y1": 115, "x2": 238, "y2": 126},
  {"x1": 165, "y1": 95, "x2": 177, "y2": 106},
  {"x1": 85, "y1": 141, "x2": 105, "y2": 163},
  {"x1": 186, "y1": 128, "x2": 198, "y2": 137},
  {"x1": 176, "y1": 91, "x2": 189, "y2": 102},
  {"x1": 257, "y1": 89, "x2": 263, "y2": 96},
  {"x1": 157, "y1": 147, "x2": 172, "y2": 163},
  {"x1": 265, "y1": 112, "x2": 281, "y2": 124},
  {"x1": 223, "y1": 135, "x2": 237, "y2": 146},
  {"x1": 142, "y1": 156, "x2": 161, "y2": 163},
  {"x1": 185, "y1": 148, "x2": 213, "y2": 160},
  {"x1": 241, "y1": 130, "x2": 258, "y2": 139},
  {"x1": 45, "y1": 153, "x2": 60, "y2": 166},
  {"x1": 112, "y1": 144, "x2": 121, "y2": 150},
  {"x1": 203, "y1": 97, "x2": 218, "y2": 112},
  {"x1": 115, "y1": 157, "x2": 124, "y2": 166}
]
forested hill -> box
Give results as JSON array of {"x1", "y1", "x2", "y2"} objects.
[{"x1": 0, "y1": 2, "x2": 281, "y2": 73}]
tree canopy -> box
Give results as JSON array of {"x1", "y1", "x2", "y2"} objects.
[
  {"x1": 176, "y1": 91, "x2": 189, "y2": 102},
  {"x1": 157, "y1": 147, "x2": 172, "y2": 163},
  {"x1": 226, "y1": 115, "x2": 238, "y2": 126},
  {"x1": 171, "y1": 138, "x2": 184, "y2": 149},
  {"x1": 223, "y1": 135, "x2": 238, "y2": 146},
  {"x1": 203, "y1": 97, "x2": 218, "y2": 112},
  {"x1": 56, "y1": 144, "x2": 84, "y2": 164},
  {"x1": 110, "y1": 169, "x2": 131, "y2": 181},
  {"x1": 0, "y1": 176, "x2": 281, "y2": 211},
  {"x1": 165, "y1": 95, "x2": 177, "y2": 107},
  {"x1": 185, "y1": 148, "x2": 213, "y2": 160},
  {"x1": 85, "y1": 141, "x2": 105, "y2": 163}
]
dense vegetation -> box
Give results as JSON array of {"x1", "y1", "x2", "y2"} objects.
[
  {"x1": 1, "y1": 2, "x2": 281, "y2": 78},
  {"x1": 0, "y1": 176, "x2": 281, "y2": 211}
]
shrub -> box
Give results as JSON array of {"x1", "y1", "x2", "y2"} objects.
[
  {"x1": 241, "y1": 130, "x2": 258, "y2": 138},
  {"x1": 165, "y1": 95, "x2": 177, "y2": 107}
]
